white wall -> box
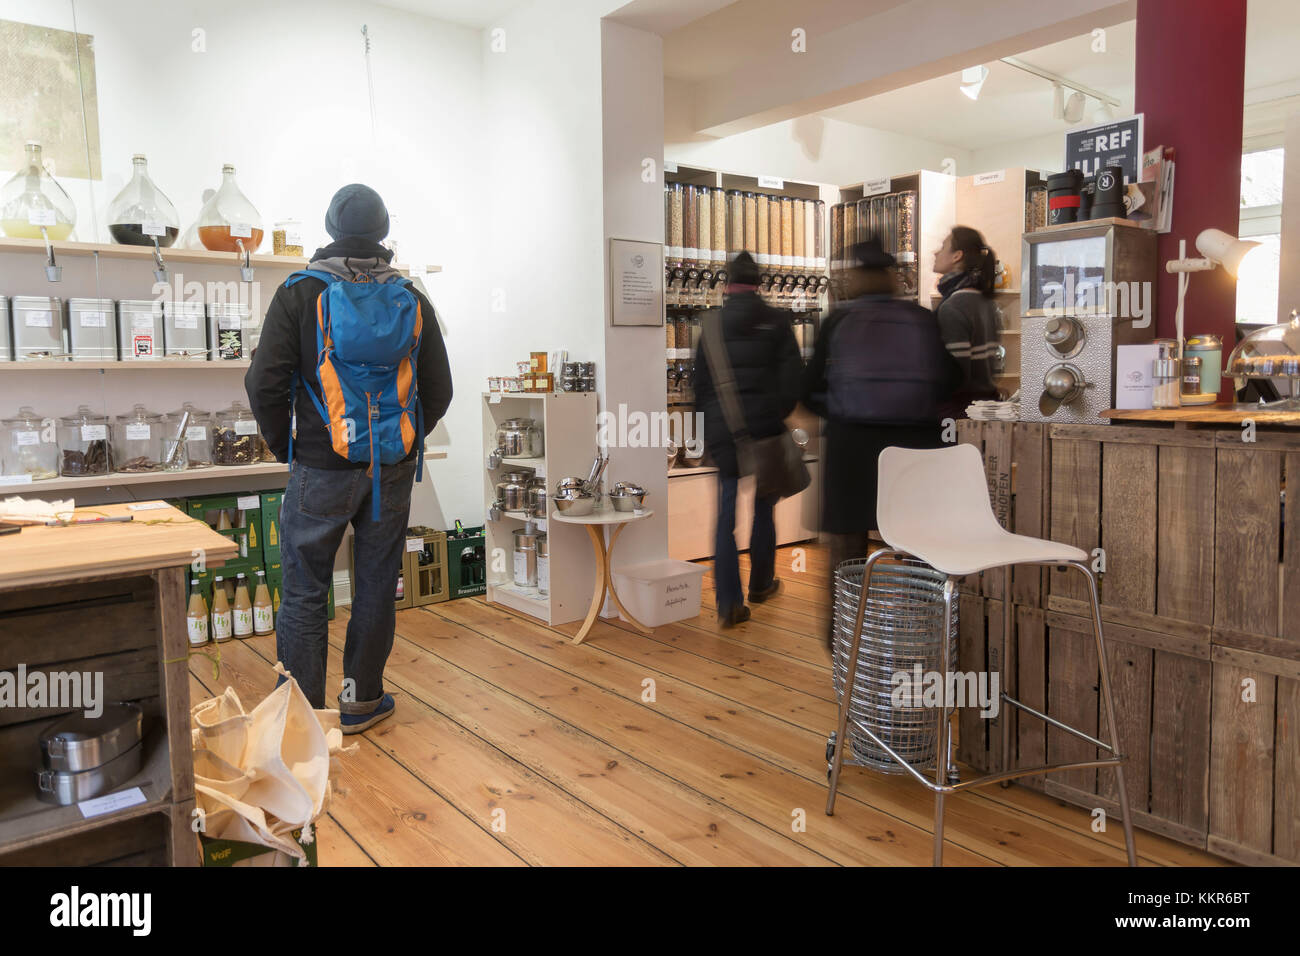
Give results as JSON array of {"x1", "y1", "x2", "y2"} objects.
[
  {"x1": 0, "y1": 0, "x2": 486, "y2": 527},
  {"x1": 968, "y1": 131, "x2": 1066, "y2": 178},
  {"x1": 667, "y1": 116, "x2": 972, "y2": 188}
]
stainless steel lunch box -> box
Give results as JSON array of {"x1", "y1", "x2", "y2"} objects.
[
  {"x1": 39, "y1": 702, "x2": 143, "y2": 772},
  {"x1": 35, "y1": 741, "x2": 143, "y2": 805}
]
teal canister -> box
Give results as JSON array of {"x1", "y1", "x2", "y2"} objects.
[{"x1": 1185, "y1": 334, "x2": 1223, "y2": 395}]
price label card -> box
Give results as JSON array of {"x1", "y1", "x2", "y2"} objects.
[
  {"x1": 218, "y1": 315, "x2": 241, "y2": 330},
  {"x1": 973, "y1": 169, "x2": 1006, "y2": 186},
  {"x1": 757, "y1": 175, "x2": 784, "y2": 189},
  {"x1": 0, "y1": 474, "x2": 33, "y2": 486},
  {"x1": 406, "y1": 537, "x2": 424, "y2": 553},
  {"x1": 185, "y1": 425, "x2": 207, "y2": 441},
  {"x1": 125, "y1": 423, "x2": 151, "y2": 441},
  {"x1": 142, "y1": 220, "x2": 168, "y2": 237},
  {"x1": 27, "y1": 209, "x2": 56, "y2": 227},
  {"x1": 128, "y1": 501, "x2": 171, "y2": 512},
  {"x1": 863, "y1": 176, "x2": 891, "y2": 196},
  {"x1": 174, "y1": 314, "x2": 199, "y2": 330},
  {"x1": 237, "y1": 495, "x2": 260, "y2": 510},
  {"x1": 234, "y1": 420, "x2": 258, "y2": 436},
  {"x1": 14, "y1": 430, "x2": 40, "y2": 446},
  {"x1": 79, "y1": 311, "x2": 107, "y2": 328},
  {"x1": 78, "y1": 786, "x2": 146, "y2": 819},
  {"x1": 25, "y1": 311, "x2": 52, "y2": 328},
  {"x1": 230, "y1": 223, "x2": 253, "y2": 239},
  {"x1": 81, "y1": 424, "x2": 108, "y2": 441},
  {"x1": 132, "y1": 311, "x2": 156, "y2": 328}
]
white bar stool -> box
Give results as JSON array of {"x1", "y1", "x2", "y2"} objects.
[{"x1": 824, "y1": 443, "x2": 1137, "y2": 867}]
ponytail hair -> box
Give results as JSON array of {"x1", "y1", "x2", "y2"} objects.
[{"x1": 948, "y1": 225, "x2": 996, "y2": 297}]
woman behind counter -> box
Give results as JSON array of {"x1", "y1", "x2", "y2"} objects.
[
  {"x1": 933, "y1": 225, "x2": 1003, "y2": 416},
  {"x1": 803, "y1": 238, "x2": 958, "y2": 647}
]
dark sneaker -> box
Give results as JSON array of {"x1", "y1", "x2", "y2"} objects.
[
  {"x1": 341, "y1": 693, "x2": 396, "y2": 735},
  {"x1": 748, "y1": 579, "x2": 781, "y2": 603},
  {"x1": 718, "y1": 604, "x2": 751, "y2": 629}
]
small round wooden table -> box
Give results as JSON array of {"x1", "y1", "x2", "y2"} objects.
[{"x1": 550, "y1": 508, "x2": 655, "y2": 645}]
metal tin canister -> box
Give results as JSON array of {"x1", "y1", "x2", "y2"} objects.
[
  {"x1": 68, "y1": 297, "x2": 117, "y2": 361},
  {"x1": 208, "y1": 303, "x2": 250, "y2": 361},
  {"x1": 0, "y1": 296, "x2": 10, "y2": 361},
  {"x1": 1181, "y1": 356, "x2": 1203, "y2": 396},
  {"x1": 512, "y1": 527, "x2": 541, "y2": 587},
  {"x1": 1185, "y1": 334, "x2": 1223, "y2": 393},
  {"x1": 117, "y1": 299, "x2": 163, "y2": 361},
  {"x1": 536, "y1": 534, "x2": 549, "y2": 595},
  {"x1": 165, "y1": 300, "x2": 208, "y2": 358},
  {"x1": 11, "y1": 295, "x2": 67, "y2": 360}
]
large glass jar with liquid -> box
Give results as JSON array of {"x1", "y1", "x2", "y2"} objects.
[
  {"x1": 0, "y1": 142, "x2": 76, "y2": 240},
  {"x1": 107, "y1": 154, "x2": 179, "y2": 247},
  {"x1": 196, "y1": 164, "x2": 264, "y2": 253}
]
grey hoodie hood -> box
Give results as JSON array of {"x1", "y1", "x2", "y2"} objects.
[{"x1": 307, "y1": 255, "x2": 404, "y2": 284}]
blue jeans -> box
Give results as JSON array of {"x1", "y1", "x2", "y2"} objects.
[
  {"x1": 277, "y1": 458, "x2": 416, "y2": 709},
  {"x1": 714, "y1": 474, "x2": 777, "y2": 614}
]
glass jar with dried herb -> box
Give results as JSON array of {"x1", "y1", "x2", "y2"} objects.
[
  {"x1": 214, "y1": 400, "x2": 260, "y2": 466},
  {"x1": 113, "y1": 404, "x2": 165, "y2": 473},
  {"x1": 58, "y1": 406, "x2": 110, "y2": 476},
  {"x1": 1, "y1": 406, "x2": 58, "y2": 481},
  {"x1": 167, "y1": 402, "x2": 213, "y2": 469}
]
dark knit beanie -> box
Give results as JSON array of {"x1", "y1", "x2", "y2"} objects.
[{"x1": 325, "y1": 183, "x2": 390, "y2": 242}]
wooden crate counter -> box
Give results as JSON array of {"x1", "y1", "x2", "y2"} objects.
[
  {"x1": 0, "y1": 501, "x2": 237, "y2": 866},
  {"x1": 955, "y1": 419, "x2": 1300, "y2": 866}
]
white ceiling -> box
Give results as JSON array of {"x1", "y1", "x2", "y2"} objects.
[
  {"x1": 818, "y1": 22, "x2": 1137, "y2": 151},
  {"x1": 373, "y1": 0, "x2": 529, "y2": 29}
]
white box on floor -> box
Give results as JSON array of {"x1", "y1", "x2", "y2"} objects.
[{"x1": 612, "y1": 559, "x2": 706, "y2": 627}]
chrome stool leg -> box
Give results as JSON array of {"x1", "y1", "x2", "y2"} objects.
[
  {"x1": 1073, "y1": 561, "x2": 1138, "y2": 867},
  {"x1": 933, "y1": 577, "x2": 956, "y2": 866}
]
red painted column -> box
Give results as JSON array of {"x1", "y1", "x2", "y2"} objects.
[{"x1": 1135, "y1": 0, "x2": 1247, "y2": 397}]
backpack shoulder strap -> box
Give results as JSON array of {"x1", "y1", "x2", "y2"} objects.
[{"x1": 285, "y1": 269, "x2": 339, "y2": 288}]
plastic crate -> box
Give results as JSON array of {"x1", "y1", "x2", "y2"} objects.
[
  {"x1": 445, "y1": 525, "x2": 486, "y2": 599},
  {"x1": 406, "y1": 526, "x2": 449, "y2": 606},
  {"x1": 611, "y1": 559, "x2": 706, "y2": 627}
]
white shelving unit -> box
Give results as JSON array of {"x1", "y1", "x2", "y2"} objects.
[{"x1": 483, "y1": 392, "x2": 597, "y2": 626}]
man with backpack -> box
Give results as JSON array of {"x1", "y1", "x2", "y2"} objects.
[{"x1": 246, "y1": 184, "x2": 452, "y2": 729}]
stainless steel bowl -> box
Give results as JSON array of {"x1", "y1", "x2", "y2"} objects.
[
  {"x1": 608, "y1": 490, "x2": 648, "y2": 512},
  {"x1": 554, "y1": 493, "x2": 595, "y2": 516},
  {"x1": 612, "y1": 481, "x2": 646, "y2": 496},
  {"x1": 555, "y1": 476, "x2": 588, "y2": 496}
]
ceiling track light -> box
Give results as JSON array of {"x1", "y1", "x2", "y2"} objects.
[
  {"x1": 960, "y1": 65, "x2": 989, "y2": 101},
  {"x1": 1000, "y1": 55, "x2": 1121, "y2": 123}
]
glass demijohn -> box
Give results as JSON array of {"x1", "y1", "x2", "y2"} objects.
[
  {"x1": 107, "y1": 155, "x2": 179, "y2": 247},
  {"x1": 0, "y1": 142, "x2": 77, "y2": 240},
  {"x1": 196, "y1": 165, "x2": 264, "y2": 253}
]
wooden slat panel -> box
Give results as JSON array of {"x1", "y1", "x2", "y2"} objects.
[
  {"x1": 0, "y1": 647, "x2": 160, "y2": 729},
  {"x1": 956, "y1": 594, "x2": 987, "y2": 771},
  {"x1": 1150, "y1": 652, "x2": 1211, "y2": 831},
  {"x1": 1047, "y1": 622, "x2": 1099, "y2": 794},
  {"x1": 986, "y1": 597, "x2": 1006, "y2": 773},
  {"x1": 1100, "y1": 442, "x2": 1157, "y2": 613},
  {"x1": 155, "y1": 569, "x2": 195, "y2": 809},
  {"x1": 0, "y1": 574, "x2": 152, "y2": 615},
  {"x1": 956, "y1": 420, "x2": 983, "y2": 595},
  {"x1": 1283, "y1": 452, "x2": 1300, "y2": 647},
  {"x1": 981, "y1": 422, "x2": 1014, "y2": 600},
  {"x1": 1157, "y1": 443, "x2": 1216, "y2": 624},
  {"x1": 1049, "y1": 438, "x2": 1100, "y2": 603},
  {"x1": 1012, "y1": 424, "x2": 1049, "y2": 607},
  {"x1": 1275, "y1": 677, "x2": 1300, "y2": 863},
  {"x1": 1214, "y1": 446, "x2": 1281, "y2": 638},
  {"x1": 1097, "y1": 640, "x2": 1152, "y2": 812},
  {"x1": 1016, "y1": 607, "x2": 1047, "y2": 791},
  {"x1": 0, "y1": 598, "x2": 157, "y2": 671},
  {"x1": 1209, "y1": 664, "x2": 1275, "y2": 853}
]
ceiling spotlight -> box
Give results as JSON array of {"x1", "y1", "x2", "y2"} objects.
[
  {"x1": 1064, "y1": 90, "x2": 1086, "y2": 123},
  {"x1": 960, "y1": 65, "x2": 989, "y2": 101},
  {"x1": 1092, "y1": 103, "x2": 1117, "y2": 124}
]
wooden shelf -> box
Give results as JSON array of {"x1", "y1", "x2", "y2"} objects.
[
  {"x1": 11, "y1": 461, "x2": 288, "y2": 493},
  {"x1": 1101, "y1": 405, "x2": 1300, "y2": 425},
  {"x1": 491, "y1": 511, "x2": 546, "y2": 530},
  {"x1": 488, "y1": 582, "x2": 548, "y2": 621},
  {"x1": 0, "y1": 235, "x2": 441, "y2": 275},
  {"x1": 3, "y1": 359, "x2": 250, "y2": 371}
]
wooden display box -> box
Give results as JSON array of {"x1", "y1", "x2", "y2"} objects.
[{"x1": 406, "y1": 527, "x2": 449, "y2": 607}]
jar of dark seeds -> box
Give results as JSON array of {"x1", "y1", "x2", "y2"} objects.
[
  {"x1": 214, "y1": 400, "x2": 260, "y2": 466},
  {"x1": 58, "y1": 405, "x2": 111, "y2": 476}
]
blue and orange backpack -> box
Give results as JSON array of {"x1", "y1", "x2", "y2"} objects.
[{"x1": 284, "y1": 269, "x2": 424, "y2": 518}]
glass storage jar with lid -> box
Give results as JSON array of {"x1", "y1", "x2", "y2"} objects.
[
  {"x1": 195, "y1": 165, "x2": 264, "y2": 253},
  {"x1": 58, "y1": 406, "x2": 110, "y2": 476},
  {"x1": 1, "y1": 406, "x2": 58, "y2": 480},
  {"x1": 164, "y1": 402, "x2": 214, "y2": 471},
  {"x1": 113, "y1": 404, "x2": 165, "y2": 473},
  {"x1": 0, "y1": 142, "x2": 76, "y2": 240},
  {"x1": 213, "y1": 401, "x2": 260, "y2": 465},
  {"x1": 107, "y1": 155, "x2": 179, "y2": 247}
]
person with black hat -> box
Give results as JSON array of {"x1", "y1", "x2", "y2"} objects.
[
  {"x1": 692, "y1": 252, "x2": 803, "y2": 628},
  {"x1": 803, "y1": 238, "x2": 958, "y2": 648},
  {"x1": 245, "y1": 184, "x2": 452, "y2": 726}
]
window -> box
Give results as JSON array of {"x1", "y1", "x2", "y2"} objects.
[{"x1": 1237, "y1": 148, "x2": 1283, "y2": 326}]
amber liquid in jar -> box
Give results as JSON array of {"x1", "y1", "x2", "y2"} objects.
[{"x1": 199, "y1": 225, "x2": 264, "y2": 253}]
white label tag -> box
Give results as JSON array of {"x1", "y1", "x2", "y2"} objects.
[
  {"x1": 233, "y1": 607, "x2": 253, "y2": 636},
  {"x1": 78, "y1": 786, "x2": 147, "y2": 819},
  {"x1": 234, "y1": 420, "x2": 258, "y2": 436},
  {"x1": 757, "y1": 175, "x2": 784, "y2": 189},
  {"x1": 406, "y1": 537, "x2": 424, "y2": 553},
  {"x1": 537, "y1": 556, "x2": 549, "y2": 593},
  {"x1": 132, "y1": 311, "x2": 156, "y2": 329},
  {"x1": 125, "y1": 422, "x2": 151, "y2": 441},
  {"x1": 285, "y1": 228, "x2": 304, "y2": 247},
  {"x1": 25, "y1": 311, "x2": 52, "y2": 328},
  {"x1": 973, "y1": 169, "x2": 1007, "y2": 186},
  {"x1": 218, "y1": 315, "x2": 241, "y2": 331},
  {"x1": 187, "y1": 617, "x2": 208, "y2": 645},
  {"x1": 79, "y1": 311, "x2": 107, "y2": 328},
  {"x1": 863, "y1": 176, "x2": 891, "y2": 196},
  {"x1": 81, "y1": 424, "x2": 108, "y2": 441},
  {"x1": 237, "y1": 495, "x2": 260, "y2": 510},
  {"x1": 0, "y1": 474, "x2": 33, "y2": 486},
  {"x1": 27, "y1": 209, "x2": 56, "y2": 227},
  {"x1": 212, "y1": 612, "x2": 232, "y2": 640},
  {"x1": 174, "y1": 314, "x2": 199, "y2": 330},
  {"x1": 186, "y1": 425, "x2": 207, "y2": 442},
  {"x1": 128, "y1": 501, "x2": 170, "y2": 511},
  {"x1": 142, "y1": 220, "x2": 168, "y2": 237},
  {"x1": 14, "y1": 430, "x2": 40, "y2": 446},
  {"x1": 230, "y1": 222, "x2": 253, "y2": 238},
  {"x1": 254, "y1": 605, "x2": 273, "y2": 631}
]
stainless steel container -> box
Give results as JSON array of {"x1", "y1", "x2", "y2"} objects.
[
  {"x1": 208, "y1": 303, "x2": 250, "y2": 361},
  {"x1": 40, "y1": 702, "x2": 143, "y2": 772},
  {"x1": 493, "y1": 417, "x2": 544, "y2": 458},
  {"x1": 0, "y1": 296, "x2": 11, "y2": 361},
  {"x1": 117, "y1": 299, "x2": 163, "y2": 361},
  {"x1": 11, "y1": 295, "x2": 67, "y2": 360},
  {"x1": 495, "y1": 470, "x2": 534, "y2": 511},
  {"x1": 527, "y1": 476, "x2": 547, "y2": 517},
  {"x1": 536, "y1": 534, "x2": 549, "y2": 595},
  {"x1": 512, "y1": 526, "x2": 542, "y2": 588},
  {"x1": 165, "y1": 299, "x2": 208, "y2": 359},
  {"x1": 68, "y1": 297, "x2": 117, "y2": 361},
  {"x1": 35, "y1": 742, "x2": 143, "y2": 805}
]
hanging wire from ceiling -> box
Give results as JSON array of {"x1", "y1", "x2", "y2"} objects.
[
  {"x1": 68, "y1": 0, "x2": 99, "y2": 242},
  {"x1": 362, "y1": 24, "x2": 377, "y2": 144}
]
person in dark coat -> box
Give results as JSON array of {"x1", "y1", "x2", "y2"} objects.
[
  {"x1": 803, "y1": 238, "x2": 958, "y2": 646},
  {"x1": 693, "y1": 252, "x2": 803, "y2": 627}
]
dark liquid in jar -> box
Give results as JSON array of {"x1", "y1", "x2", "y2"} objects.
[{"x1": 109, "y1": 223, "x2": 178, "y2": 247}]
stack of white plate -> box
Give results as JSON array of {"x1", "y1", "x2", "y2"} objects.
[{"x1": 966, "y1": 400, "x2": 1019, "y2": 421}]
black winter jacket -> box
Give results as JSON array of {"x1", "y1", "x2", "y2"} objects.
[
  {"x1": 692, "y1": 291, "x2": 803, "y2": 478},
  {"x1": 244, "y1": 238, "x2": 453, "y2": 469}
]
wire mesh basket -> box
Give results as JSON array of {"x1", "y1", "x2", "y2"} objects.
[{"x1": 829, "y1": 556, "x2": 958, "y2": 774}]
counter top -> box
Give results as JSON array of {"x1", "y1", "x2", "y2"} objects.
[
  {"x1": 0, "y1": 501, "x2": 237, "y2": 591},
  {"x1": 1101, "y1": 405, "x2": 1300, "y2": 425}
]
